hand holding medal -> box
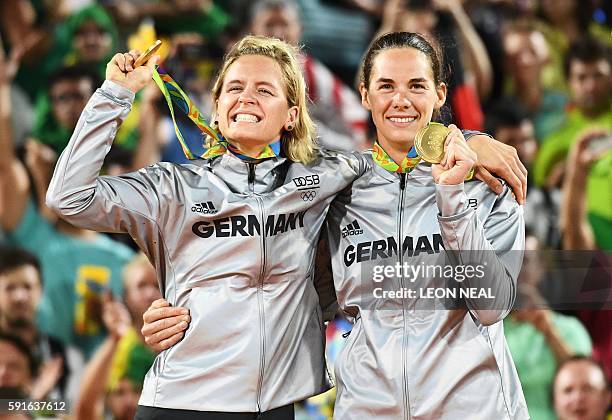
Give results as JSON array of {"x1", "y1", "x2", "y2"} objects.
[
  {"x1": 106, "y1": 40, "x2": 161, "y2": 94},
  {"x1": 414, "y1": 122, "x2": 450, "y2": 164},
  {"x1": 420, "y1": 123, "x2": 477, "y2": 185}
]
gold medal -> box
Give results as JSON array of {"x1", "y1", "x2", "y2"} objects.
[
  {"x1": 414, "y1": 122, "x2": 450, "y2": 164},
  {"x1": 134, "y1": 40, "x2": 162, "y2": 68}
]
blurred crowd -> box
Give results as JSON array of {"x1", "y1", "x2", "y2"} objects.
[{"x1": 0, "y1": 0, "x2": 610, "y2": 419}]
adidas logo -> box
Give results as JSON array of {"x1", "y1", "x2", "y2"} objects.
[
  {"x1": 191, "y1": 201, "x2": 218, "y2": 214},
  {"x1": 341, "y1": 220, "x2": 363, "y2": 238}
]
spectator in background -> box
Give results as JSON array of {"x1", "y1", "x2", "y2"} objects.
[
  {"x1": 0, "y1": 47, "x2": 134, "y2": 361},
  {"x1": 559, "y1": 130, "x2": 612, "y2": 381},
  {"x1": 106, "y1": 0, "x2": 230, "y2": 42},
  {"x1": 0, "y1": 246, "x2": 66, "y2": 400},
  {"x1": 41, "y1": 6, "x2": 143, "y2": 152},
  {"x1": 0, "y1": 334, "x2": 37, "y2": 399},
  {"x1": 486, "y1": 97, "x2": 560, "y2": 247},
  {"x1": 559, "y1": 129, "x2": 612, "y2": 251},
  {"x1": 377, "y1": 0, "x2": 491, "y2": 130},
  {"x1": 296, "y1": 0, "x2": 376, "y2": 87},
  {"x1": 534, "y1": 37, "x2": 611, "y2": 248},
  {"x1": 537, "y1": 0, "x2": 611, "y2": 93},
  {"x1": 31, "y1": 65, "x2": 100, "y2": 157},
  {"x1": 0, "y1": 0, "x2": 61, "y2": 102},
  {"x1": 52, "y1": 4, "x2": 117, "y2": 80},
  {"x1": 0, "y1": 0, "x2": 42, "y2": 58},
  {"x1": 553, "y1": 357, "x2": 611, "y2": 420},
  {"x1": 249, "y1": 0, "x2": 369, "y2": 151},
  {"x1": 73, "y1": 254, "x2": 160, "y2": 420},
  {"x1": 504, "y1": 233, "x2": 592, "y2": 420},
  {"x1": 0, "y1": 39, "x2": 34, "y2": 155},
  {"x1": 462, "y1": 0, "x2": 538, "y2": 107},
  {"x1": 552, "y1": 43, "x2": 612, "y2": 383},
  {"x1": 534, "y1": 36, "x2": 610, "y2": 181},
  {"x1": 502, "y1": 20, "x2": 567, "y2": 142},
  {"x1": 485, "y1": 98, "x2": 538, "y2": 171},
  {"x1": 27, "y1": 64, "x2": 159, "y2": 250},
  {"x1": 2, "y1": 4, "x2": 115, "y2": 103}
]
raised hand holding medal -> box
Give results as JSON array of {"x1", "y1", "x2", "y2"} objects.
[
  {"x1": 422, "y1": 123, "x2": 477, "y2": 185},
  {"x1": 106, "y1": 41, "x2": 161, "y2": 94}
]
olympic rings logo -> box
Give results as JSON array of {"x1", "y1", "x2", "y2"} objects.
[{"x1": 300, "y1": 191, "x2": 317, "y2": 201}]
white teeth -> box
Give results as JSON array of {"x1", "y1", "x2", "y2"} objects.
[
  {"x1": 389, "y1": 117, "x2": 417, "y2": 123},
  {"x1": 234, "y1": 114, "x2": 259, "y2": 122}
]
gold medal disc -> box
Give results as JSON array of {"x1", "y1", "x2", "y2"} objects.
[{"x1": 414, "y1": 122, "x2": 450, "y2": 164}]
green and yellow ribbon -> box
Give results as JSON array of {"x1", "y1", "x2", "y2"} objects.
[
  {"x1": 152, "y1": 67, "x2": 220, "y2": 159},
  {"x1": 372, "y1": 140, "x2": 474, "y2": 180},
  {"x1": 372, "y1": 141, "x2": 422, "y2": 173},
  {"x1": 152, "y1": 67, "x2": 281, "y2": 161},
  {"x1": 202, "y1": 138, "x2": 281, "y2": 161}
]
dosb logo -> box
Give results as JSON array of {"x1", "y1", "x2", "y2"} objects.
[
  {"x1": 292, "y1": 174, "x2": 320, "y2": 190},
  {"x1": 191, "y1": 201, "x2": 218, "y2": 214}
]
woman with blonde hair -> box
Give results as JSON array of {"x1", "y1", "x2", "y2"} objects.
[
  {"x1": 48, "y1": 35, "x2": 524, "y2": 419},
  {"x1": 48, "y1": 35, "x2": 356, "y2": 419}
]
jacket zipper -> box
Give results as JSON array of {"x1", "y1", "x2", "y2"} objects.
[
  {"x1": 248, "y1": 163, "x2": 256, "y2": 192},
  {"x1": 398, "y1": 173, "x2": 410, "y2": 420},
  {"x1": 255, "y1": 196, "x2": 267, "y2": 414},
  {"x1": 251, "y1": 163, "x2": 267, "y2": 414}
]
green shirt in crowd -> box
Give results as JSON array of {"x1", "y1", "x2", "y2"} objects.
[
  {"x1": 3, "y1": 201, "x2": 134, "y2": 358},
  {"x1": 534, "y1": 106, "x2": 612, "y2": 250},
  {"x1": 504, "y1": 312, "x2": 592, "y2": 420}
]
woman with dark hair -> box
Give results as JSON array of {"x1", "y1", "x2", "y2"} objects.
[
  {"x1": 325, "y1": 31, "x2": 528, "y2": 419},
  {"x1": 377, "y1": 0, "x2": 492, "y2": 129}
]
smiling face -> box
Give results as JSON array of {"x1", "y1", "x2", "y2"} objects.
[
  {"x1": 360, "y1": 47, "x2": 446, "y2": 150},
  {"x1": 216, "y1": 55, "x2": 298, "y2": 155}
]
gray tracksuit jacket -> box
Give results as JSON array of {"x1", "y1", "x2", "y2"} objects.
[
  {"x1": 45, "y1": 81, "x2": 365, "y2": 412},
  {"x1": 326, "y1": 152, "x2": 530, "y2": 419}
]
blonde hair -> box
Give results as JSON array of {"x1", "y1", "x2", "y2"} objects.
[{"x1": 208, "y1": 35, "x2": 316, "y2": 164}]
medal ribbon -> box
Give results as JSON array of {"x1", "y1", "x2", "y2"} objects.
[
  {"x1": 152, "y1": 66, "x2": 220, "y2": 159},
  {"x1": 152, "y1": 67, "x2": 281, "y2": 161},
  {"x1": 202, "y1": 138, "x2": 281, "y2": 161},
  {"x1": 372, "y1": 141, "x2": 421, "y2": 173},
  {"x1": 372, "y1": 140, "x2": 474, "y2": 180}
]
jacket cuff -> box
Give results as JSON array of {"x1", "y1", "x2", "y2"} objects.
[
  {"x1": 463, "y1": 130, "x2": 492, "y2": 141},
  {"x1": 435, "y1": 183, "x2": 468, "y2": 217},
  {"x1": 100, "y1": 80, "x2": 136, "y2": 103}
]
